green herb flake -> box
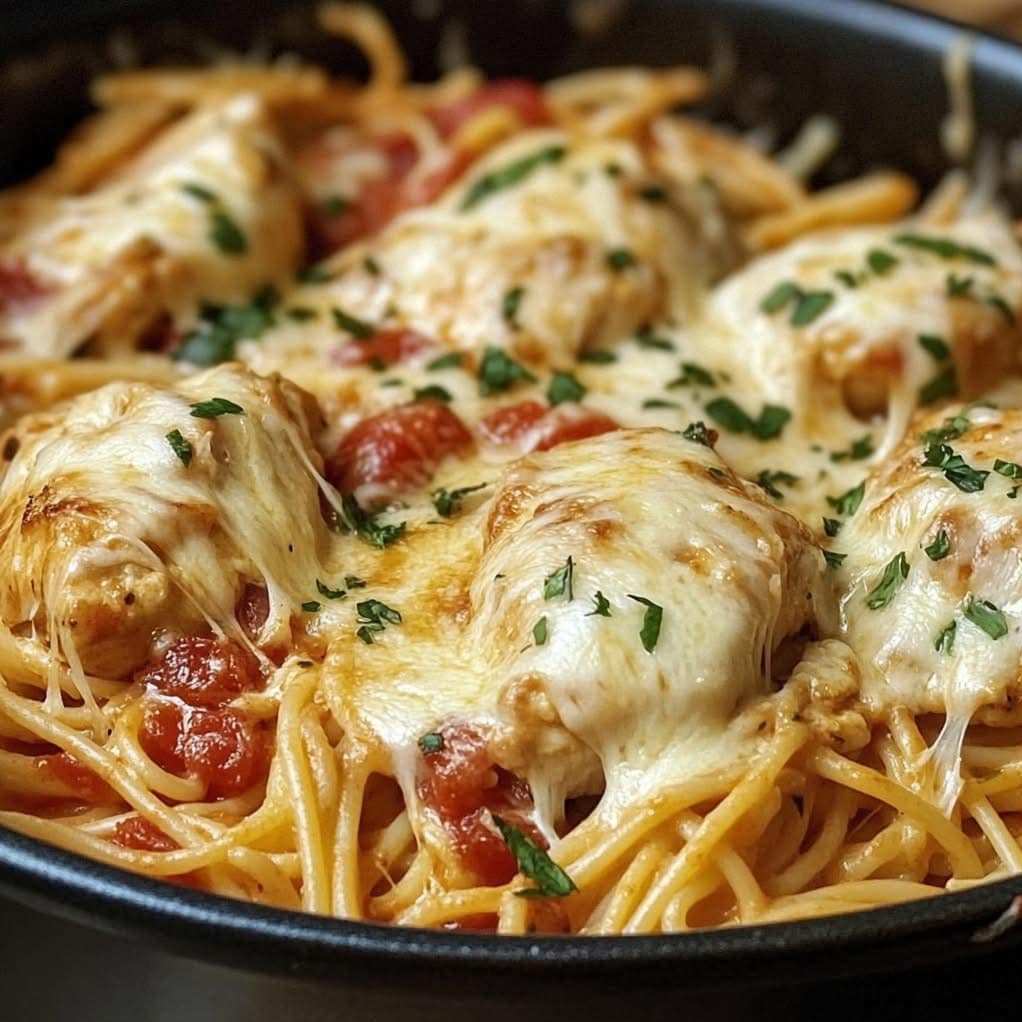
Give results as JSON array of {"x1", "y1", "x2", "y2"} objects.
[
  {"x1": 667, "y1": 362, "x2": 717, "y2": 389},
  {"x1": 791, "y1": 290, "x2": 834, "y2": 327},
  {"x1": 345, "y1": 575, "x2": 367, "y2": 589},
  {"x1": 502, "y1": 286, "x2": 525, "y2": 329},
  {"x1": 919, "y1": 413, "x2": 970, "y2": 446},
  {"x1": 460, "y1": 145, "x2": 566, "y2": 211},
  {"x1": 189, "y1": 397, "x2": 244, "y2": 419},
  {"x1": 643, "y1": 398, "x2": 679, "y2": 410},
  {"x1": 823, "y1": 550, "x2": 847, "y2": 570},
  {"x1": 760, "y1": 280, "x2": 801, "y2": 315},
  {"x1": 579, "y1": 349, "x2": 618, "y2": 364},
  {"x1": 492, "y1": 815, "x2": 578, "y2": 898},
  {"x1": 638, "y1": 184, "x2": 669, "y2": 203},
  {"x1": 286, "y1": 306, "x2": 319, "y2": 322},
  {"x1": 174, "y1": 286, "x2": 279, "y2": 366},
  {"x1": 827, "y1": 480, "x2": 866, "y2": 517},
  {"x1": 432, "y1": 482, "x2": 487, "y2": 517},
  {"x1": 704, "y1": 397, "x2": 791, "y2": 441},
  {"x1": 166, "y1": 429, "x2": 193, "y2": 466},
  {"x1": 587, "y1": 591, "x2": 612, "y2": 617},
  {"x1": 332, "y1": 306, "x2": 374, "y2": 339},
  {"x1": 364, "y1": 256, "x2": 382, "y2": 276},
  {"x1": 478, "y1": 346, "x2": 537, "y2": 395},
  {"x1": 756, "y1": 469, "x2": 799, "y2": 499},
  {"x1": 995, "y1": 459, "x2": 1022, "y2": 479},
  {"x1": 922, "y1": 443, "x2": 988, "y2": 493},
  {"x1": 209, "y1": 209, "x2": 248, "y2": 255},
  {"x1": 297, "y1": 265, "x2": 333, "y2": 284},
  {"x1": 894, "y1": 232, "x2": 997, "y2": 266},
  {"x1": 418, "y1": 732, "x2": 444, "y2": 754},
  {"x1": 532, "y1": 616, "x2": 549, "y2": 646},
  {"x1": 830, "y1": 435, "x2": 874, "y2": 463},
  {"x1": 335, "y1": 493, "x2": 406, "y2": 549},
  {"x1": 547, "y1": 371, "x2": 587, "y2": 406},
  {"x1": 181, "y1": 181, "x2": 217, "y2": 203},
  {"x1": 413, "y1": 384, "x2": 453, "y2": 403},
  {"x1": 946, "y1": 273, "x2": 975, "y2": 298},
  {"x1": 427, "y1": 352, "x2": 464, "y2": 371},
  {"x1": 935, "y1": 619, "x2": 957, "y2": 654},
  {"x1": 924, "y1": 528, "x2": 951, "y2": 561},
  {"x1": 355, "y1": 598, "x2": 402, "y2": 642},
  {"x1": 865, "y1": 552, "x2": 910, "y2": 610},
  {"x1": 918, "y1": 334, "x2": 951, "y2": 361},
  {"x1": 316, "y1": 579, "x2": 346, "y2": 600},
  {"x1": 682, "y1": 421, "x2": 717, "y2": 447},
  {"x1": 918, "y1": 366, "x2": 959, "y2": 405},
  {"x1": 301, "y1": 601, "x2": 321, "y2": 613},
  {"x1": 628, "y1": 595, "x2": 663, "y2": 653},
  {"x1": 987, "y1": 294, "x2": 1017, "y2": 325},
  {"x1": 823, "y1": 517, "x2": 842, "y2": 537},
  {"x1": 635, "y1": 325, "x2": 675, "y2": 351},
  {"x1": 543, "y1": 557, "x2": 575, "y2": 602},
  {"x1": 606, "y1": 247, "x2": 638, "y2": 271},
  {"x1": 963, "y1": 595, "x2": 1009, "y2": 640},
  {"x1": 867, "y1": 248, "x2": 899, "y2": 275}
]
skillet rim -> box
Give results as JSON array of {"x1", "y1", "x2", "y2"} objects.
[{"x1": 4, "y1": 0, "x2": 1022, "y2": 976}]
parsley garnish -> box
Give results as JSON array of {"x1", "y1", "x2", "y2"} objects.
[
  {"x1": 355, "y1": 599, "x2": 401, "y2": 644},
  {"x1": 987, "y1": 294, "x2": 1016, "y2": 325},
  {"x1": 189, "y1": 397, "x2": 244, "y2": 418},
  {"x1": 759, "y1": 281, "x2": 833, "y2": 325},
  {"x1": 174, "y1": 286, "x2": 279, "y2": 366},
  {"x1": 427, "y1": 352, "x2": 463, "y2": 371},
  {"x1": 335, "y1": 493, "x2": 406, "y2": 548},
  {"x1": 918, "y1": 334, "x2": 951, "y2": 361},
  {"x1": 865, "y1": 552, "x2": 910, "y2": 610},
  {"x1": 922, "y1": 443, "x2": 988, "y2": 492},
  {"x1": 919, "y1": 366, "x2": 959, "y2": 405},
  {"x1": 532, "y1": 617, "x2": 549, "y2": 646},
  {"x1": 209, "y1": 209, "x2": 248, "y2": 255},
  {"x1": 823, "y1": 550, "x2": 846, "y2": 570},
  {"x1": 166, "y1": 429, "x2": 193, "y2": 466},
  {"x1": 478, "y1": 346, "x2": 537, "y2": 395},
  {"x1": 364, "y1": 256, "x2": 382, "y2": 276},
  {"x1": 492, "y1": 815, "x2": 578, "y2": 898},
  {"x1": 286, "y1": 306, "x2": 318, "y2": 322},
  {"x1": 332, "y1": 307, "x2": 374, "y2": 339},
  {"x1": 935, "y1": 620, "x2": 957, "y2": 654},
  {"x1": 432, "y1": 482, "x2": 487, "y2": 517},
  {"x1": 830, "y1": 435, "x2": 874, "y2": 462},
  {"x1": 667, "y1": 362, "x2": 716, "y2": 388},
  {"x1": 322, "y1": 194, "x2": 351, "y2": 216},
  {"x1": 628, "y1": 595, "x2": 663, "y2": 652},
  {"x1": 587, "y1": 591, "x2": 612, "y2": 617},
  {"x1": 316, "y1": 579, "x2": 346, "y2": 600},
  {"x1": 635, "y1": 325, "x2": 675, "y2": 351},
  {"x1": 894, "y1": 233, "x2": 996, "y2": 266},
  {"x1": 543, "y1": 558, "x2": 574, "y2": 602},
  {"x1": 297, "y1": 265, "x2": 333, "y2": 284},
  {"x1": 995, "y1": 459, "x2": 1022, "y2": 479},
  {"x1": 924, "y1": 529, "x2": 951, "y2": 561},
  {"x1": 756, "y1": 469, "x2": 799, "y2": 499},
  {"x1": 705, "y1": 397, "x2": 791, "y2": 441},
  {"x1": 823, "y1": 517, "x2": 842, "y2": 537},
  {"x1": 460, "y1": 145, "x2": 566, "y2": 210},
  {"x1": 181, "y1": 181, "x2": 216, "y2": 203},
  {"x1": 503, "y1": 286, "x2": 525, "y2": 329},
  {"x1": 345, "y1": 575, "x2": 367, "y2": 589},
  {"x1": 606, "y1": 247, "x2": 637, "y2": 271},
  {"x1": 413, "y1": 384, "x2": 453, "y2": 403},
  {"x1": 301, "y1": 601, "x2": 321, "y2": 613},
  {"x1": 919, "y1": 413, "x2": 970, "y2": 446},
  {"x1": 638, "y1": 184, "x2": 668, "y2": 203},
  {"x1": 579, "y1": 349, "x2": 617, "y2": 364},
  {"x1": 963, "y1": 596, "x2": 1008, "y2": 640},
  {"x1": 946, "y1": 273, "x2": 974, "y2": 298},
  {"x1": 643, "y1": 398, "x2": 679, "y2": 410},
  {"x1": 418, "y1": 732, "x2": 444, "y2": 754},
  {"x1": 867, "y1": 248, "x2": 899, "y2": 275},
  {"x1": 760, "y1": 281, "x2": 801, "y2": 314},
  {"x1": 682, "y1": 421, "x2": 717, "y2": 447},
  {"x1": 827, "y1": 481, "x2": 865, "y2": 517},
  {"x1": 547, "y1": 371, "x2": 586, "y2": 406}
]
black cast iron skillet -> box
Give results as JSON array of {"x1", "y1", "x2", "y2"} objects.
[{"x1": 4, "y1": 2, "x2": 1022, "y2": 1019}]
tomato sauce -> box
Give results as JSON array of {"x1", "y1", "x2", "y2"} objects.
[
  {"x1": 0, "y1": 258, "x2": 51, "y2": 314},
  {"x1": 331, "y1": 327, "x2": 434, "y2": 369},
  {"x1": 427, "y1": 80, "x2": 551, "y2": 139},
  {"x1": 135, "y1": 636, "x2": 262, "y2": 709},
  {"x1": 41, "y1": 751, "x2": 114, "y2": 804},
  {"x1": 479, "y1": 401, "x2": 620, "y2": 452}
]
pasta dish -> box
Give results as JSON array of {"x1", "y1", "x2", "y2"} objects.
[{"x1": 3, "y1": 3, "x2": 1022, "y2": 937}]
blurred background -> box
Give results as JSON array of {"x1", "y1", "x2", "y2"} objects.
[{"x1": 910, "y1": 1, "x2": 1022, "y2": 36}]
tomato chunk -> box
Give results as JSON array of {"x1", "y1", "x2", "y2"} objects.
[
  {"x1": 139, "y1": 699, "x2": 268, "y2": 800},
  {"x1": 112, "y1": 816, "x2": 179, "y2": 852},
  {"x1": 428, "y1": 80, "x2": 551, "y2": 139},
  {"x1": 332, "y1": 328, "x2": 434, "y2": 369},
  {"x1": 479, "y1": 401, "x2": 619, "y2": 452},
  {"x1": 236, "y1": 584, "x2": 270, "y2": 642},
  {"x1": 0, "y1": 258, "x2": 50, "y2": 313},
  {"x1": 135, "y1": 636, "x2": 262, "y2": 710},
  {"x1": 327, "y1": 400, "x2": 472, "y2": 502},
  {"x1": 41, "y1": 751, "x2": 113, "y2": 803},
  {"x1": 418, "y1": 724, "x2": 537, "y2": 887}
]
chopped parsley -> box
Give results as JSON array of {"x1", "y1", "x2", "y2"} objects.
[
  {"x1": 579, "y1": 349, "x2": 618, "y2": 364},
  {"x1": 286, "y1": 306, "x2": 319, "y2": 322},
  {"x1": 364, "y1": 256, "x2": 382, "y2": 276},
  {"x1": 166, "y1": 429, "x2": 193, "y2": 466},
  {"x1": 918, "y1": 333, "x2": 951, "y2": 361},
  {"x1": 756, "y1": 469, "x2": 799, "y2": 499},
  {"x1": 355, "y1": 599, "x2": 402, "y2": 644},
  {"x1": 963, "y1": 596, "x2": 1008, "y2": 640},
  {"x1": 587, "y1": 591, "x2": 612, "y2": 617},
  {"x1": 345, "y1": 575, "x2": 367, "y2": 589},
  {"x1": 332, "y1": 306, "x2": 374, "y2": 339},
  {"x1": 543, "y1": 557, "x2": 574, "y2": 602},
  {"x1": 705, "y1": 397, "x2": 791, "y2": 441},
  {"x1": 995, "y1": 459, "x2": 1022, "y2": 479},
  {"x1": 867, "y1": 248, "x2": 899, "y2": 275},
  {"x1": 922, "y1": 442, "x2": 988, "y2": 493},
  {"x1": 532, "y1": 616, "x2": 549, "y2": 646},
  {"x1": 189, "y1": 397, "x2": 244, "y2": 418},
  {"x1": 823, "y1": 517, "x2": 842, "y2": 537},
  {"x1": 418, "y1": 732, "x2": 444, "y2": 754},
  {"x1": 432, "y1": 482, "x2": 487, "y2": 517},
  {"x1": 823, "y1": 550, "x2": 847, "y2": 570},
  {"x1": 920, "y1": 413, "x2": 970, "y2": 446},
  {"x1": 427, "y1": 352, "x2": 464, "y2": 371},
  {"x1": 301, "y1": 601, "x2": 321, "y2": 613},
  {"x1": 478, "y1": 346, "x2": 537, "y2": 395},
  {"x1": 893, "y1": 232, "x2": 996, "y2": 266},
  {"x1": 682, "y1": 420, "x2": 717, "y2": 447},
  {"x1": 760, "y1": 281, "x2": 801, "y2": 314},
  {"x1": 667, "y1": 362, "x2": 716, "y2": 388},
  {"x1": 924, "y1": 529, "x2": 951, "y2": 561},
  {"x1": 918, "y1": 366, "x2": 959, "y2": 405},
  {"x1": 759, "y1": 281, "x2": 833, "y2": 325},
  {"x1": 209, "y1": 209, "x2": 248, "y2": 255},
  {"x1": 987, "y1": 294, "x2": 1016, "y2": 325},
  {"x1": 297, "y1": 264, "x2": 333, "y2": 284},
  {"x1": 865, "y1": 552, "x2": 910, "y2": 610},
  {"x1": 412, "y1": 384, "x2": 453, "y2": 403},
  {"x1": 635, "y1": 325, "x2": 675, "y2": 351},
  {"x1": 502, "y1": 286, "x2": 525, "y2": 329},
  {"x1": 547, "y1": 371, "x2": 586, "y2": 406},
  {"x1": 460, "y1": 145, "x2": 566, "y2": 211},
  {"x1": 643, "y1": 398, "x2": 679, "y2": 410},
  {"x1": 174, "y1": 286, "x2": 279, "y2": 365},
  {"x1": 180, "y1": 181, "x2": 217, "y2": 203},
  {"x1": 335, "y1": 493, "x2": 406, "y2": 548},
  {"x1": 322, "y1": 194, "x2": 351, "y2": 216},
  {"x1": 834, "y1": 269, "x2": 864, "y2": 289},
  {"x1": 606, "y1": 247, "x2": 638, "y2": 271},
  {"x1": 638, "y1": 184, "x2": 668, "y2": 203},
  {"x1": 830, "y1": 435, "x2": 874, "y2": 463},
  {"x1": 946, "y1": 273, "x2": 974, "y2": 298},
  {"x1": 827, "y1": 480, "x2": 865, "y2": 517},
  {"x1": 492, "y1": 815, "x2": 578, "y2": 898},
  {"x1": 316, "y1": 579, "x2": 346, "y2": 600},
  {"x1": 628, "y1": 595, "x2": 663, "y2": 653},
  {"x1": 935, "y1": 619, "x2": 957, "y2": 654}
]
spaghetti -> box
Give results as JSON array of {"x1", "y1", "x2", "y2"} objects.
[{"x1": 2, "y1": 3, "x2": 1022, "y2": 937}]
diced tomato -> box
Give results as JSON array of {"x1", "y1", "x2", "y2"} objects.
[
  {"x1": 417, "y1": 724, "x2": 537, "y2": 887},
  {"x1": 135, "y1": 636, "x2": 262, "y2": 710},
  {"x1": 112, "y1": 816, "x2": 179, "y2": 852},
  {"x1": 236, "y1": 583, "x2": 270, "y2": 641},
  {"x1": 41, "y1": 751, "x2": 113, "y2": 803},
  {"x1": 479, "y1": 401, "x2": 620, "y2": 452},
  {"x1": 139, "y1": 699, "x2": 269, "y2": 800},
  {"x1": 326, "y1": 400, "x2": 472, "y2": 502},
  {"x1": 428, "y1": 80, "x2": 551, "y2": 139},
  {"x1": 0, "y1": 258, "x2": 50, "y2": 314},
  {"x1": 332, "y1": 328, "x2": 434, "y2": 369}
]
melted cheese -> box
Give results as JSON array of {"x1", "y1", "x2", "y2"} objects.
[
  {"x1": 327, "y1": 428, "x2": 835, "y2": 839},
  {"x1": 0, "y1": 96, "x2": 304, "y2": 358},
  {"x1": 838, "y1": 402, "x2": 1022, "y2": 807},
  {"x1": 0, "y1": 364, "x2": 335, "y2": 679}
]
